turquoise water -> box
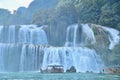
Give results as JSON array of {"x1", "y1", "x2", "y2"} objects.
[{"x1": 0, "y1": 72, "x2": 120, "y2": 80}]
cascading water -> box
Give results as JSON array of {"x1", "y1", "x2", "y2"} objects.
[
  {"x1": 0, "y1": 23, "x2": 119, "y2": 73},
  {"x1": 81, "y1": 24, "x2": 96, "y2": 44},
  {"x1": 8, "y1": 25, "x2": 16, "y2": 43},
  {"x1": 42, "y1": 24, "x2": 105, "y2": 73},
  {"x1": 0, "y1": 25, "x2": 48, "y2": 72},
  {"x1": 18, "y1": 25, "x2": 48, "y2": 44},
  {"x1": 101, "y1": 26, "x2": 120, "y2": 49},
  {"x1": 65, "y1": 24, "x2": 96, "y2": 46},
  {"x1": 65, "y1": 24, "x2": 78, "y2": 46},
  {"x1": 0, "y1": 44, "x2": 4, "y2": 71},
  {"x1": 42, "y1": 47, "x2": 104, "y2": 73},
  {"x1": 19, "y1": 45, "x2": 26, "y2": 71}
]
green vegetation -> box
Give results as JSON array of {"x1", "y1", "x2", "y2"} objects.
[
  {"x1": 0, "y1": 0, "x2": 120, "y2": 30},
  {"x1": 109, "y1": 44, "x2": 120, "y2": 65},
  {"x1": 31, "y1": 0, "x2": 120, "y2": 30}
]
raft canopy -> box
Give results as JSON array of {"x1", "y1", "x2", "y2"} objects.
[{"x1": 47, "y1": 64, "x2": 64, "y2": 68}]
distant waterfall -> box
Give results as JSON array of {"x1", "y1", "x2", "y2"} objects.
[
  {"x1": 42, "y1": 47, "x2": 104, "y2": 73},
  {"x1": 81, "y1": 24, "x2": 96, "y2": 44},
  {"x1": 19, "y1": 45, "x2": 26, "y2": 71},
  {"x1": 8, "y1": 25, "x2": 16, "y2": 43},
  {"x1": 101, "y1": 27, "x2": 120, "y2": 49},
  {"x1": 0, "y1": 24, "x2": 119, "y2": 73},
  {"x1": 0, "y1": 25, "x2": 48, "y2": 44},
  {"x1": 42, "y1": 24, "x2": 104, "y2": 73},
  {"x1": 65, "y1": 24, "x2": 78, "y2": 46},
  {"x1": 65, "y1": 24, "x2": 96, "y2": 46},
  {"x1": 0, "y1": 44, "x2": 4, "y2": 71},
  {"x1": 0, "y1": 25, "x2": 48, "y2": 72},
  {"x1": 0, "y1": 43, "x2": 47, "y2": 72}
]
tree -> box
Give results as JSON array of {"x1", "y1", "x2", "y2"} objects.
[
  {"x1": 32, "y1": 9, "x2": 54, "y2": 26},
  {"x1": 99, "y1": 1, "x2": 120, "y2": 30},
  {"x1": 55, "y1": 1, "x2": 78, "y2": 25},
  {"x1": 76, "y1": 0, "x2": 106, "y2": 24}
]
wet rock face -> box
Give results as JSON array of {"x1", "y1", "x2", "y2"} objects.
[
  {"x1": 106, "y1": 67, "x2": 120, "y2": 74},
  {"x1": 66, "y1": 66, "x2": 76, "y2": 73},
  {"x1": 89, "y1": 24, "x2": 120, "y2": 66}
]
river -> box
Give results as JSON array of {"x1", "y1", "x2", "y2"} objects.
[{"x1": 0, "y1": 72, "x2": 120, "y2": 80}]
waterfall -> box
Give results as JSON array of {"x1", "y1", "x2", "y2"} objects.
[
  {"x1": 41, "y1": 23, "x2": 104, "y2": 73},
  {"x1": 65, "y1": 24, "x2": 78, "y2": 46},
  {"x1": 1, "y1": 24, "x2": 118, "y2": 73},
  {"x1": 8, "y1": 25, "x2": 15, "y2": 43},
  {"x1": 0, "y1": 44, "x2": 4, "y2": 71},
  {"x1": 73, "y1": 24, "x2": 78, "y2": 46},
  {"x1": 0, "y1": 25, "x2": 48, "y2": 72},
  {"x1": 101, "y1": 27, "x2": 120, "y2": 49},
  {"x1": 0, "y1": 25, "x2": 48, "y2": 44},
  {"x1": 30, "y1": 28, "x2": 48, "y2": 44},
  {"x1": 65, "y1": 24, "x2": 96, "y2": 46},
  {"x1": 81, "y1": 24, "x2": 96, "y2": 44},
  {"x1": 0, "y1": 44, "x2": 46, "y2": 72},
  {"x1": 42, "y1": 47, "x2": 104, "y2": 73},
  {"x1": 18, "y1": 25, "x2": 48, "y2": 44},
  {"x1": 19, "y1": 45, "x2": 26, "y2": 71}
]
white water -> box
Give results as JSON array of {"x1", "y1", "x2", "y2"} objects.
[
  {"x1": 0, "y1": 26, "x2": 3, "y2": 42},
  {"x1": 0, "y1": 43, "x2": 46, "y2": 72},
  {"x1": 65, "y1": 24, "x2": 96, "y2": 46},
  {"x1": 30, "y1": 28, "x2": 48, "y2": 44},
  {"x1": 42, "y1": 47, "x2": 104, "y2": 73},
  {"x1": 0, "y1": 25, "x2": 48, "y2": 72},
  {"x1": 102, "y1": 27, "x2": 120, "y2": 49},
  {"x1": 42, "y1": 23, "x2": 104, "y2": 73},
  {"x1": 81, "y1": 24, "x2": 96, "y2": 44},
  {"x1": 65, "y1": 24, "x2": 78, "y2": 46},
  {"x1": 8, "y1": 25, "x2": 16, "y2": 43},
  {"x1": 19, "y1": 45, "x2": 26, "y2": 71},
  {"x1": 73, "y1": 24, "x2": 78, "y2": 46},
  {"x1": 0, "y1": 44, "x2": 4, "y2": 71},
  {"x1": 65, "y1": 24, "x2": 119, "y2": 49},
  {"x1": 0, "y1": 25, "x2": 48, "y2": 44},
  {"x1": 1, "y1": 24, "x2": 119, "y2": 73},
  {"x1": 18, "y1": 25, "x2": 48, "y2": 44}
]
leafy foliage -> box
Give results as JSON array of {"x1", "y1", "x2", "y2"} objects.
[
  {"x1": 32, "y1": 9, "x2": 54, "y2": 26},
  {"x1": 0, "y1": 0, "x2": 120, "y2": 30},
  {"x1": 31, "y1": 0, "x2": 120, "y2": 30},
  {"x1": 99, "y1": 1, "x2": 120, "y2": 30}
]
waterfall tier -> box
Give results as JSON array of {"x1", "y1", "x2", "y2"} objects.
[
  {"x1": 0, "y1": 44, "x2": 104, "y2": 73},
  {"x1": 0, "y1": 44, "x2": 47, "y2": 72},
  {"x1": 100, "y1": 26, "x2": 120, "y2": 49},
  {"x1": 0, "y1": 25, "x2": 48, "y2": 44},
  {"x1": 0, "y1": 25, "x2": 48, "y2": 72},
  {"x1": 0, "y1": 24, "x2": 119, "y2": 73},
  {"x1": 65, "y1": 24, "x2": 120, "y2": 49},
  {"x1": 42, "y1": 47, "x2": 104, "y2": 73},
  {"x1": 65, "y1": 24, "x2": 96, "y2": 46}
]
